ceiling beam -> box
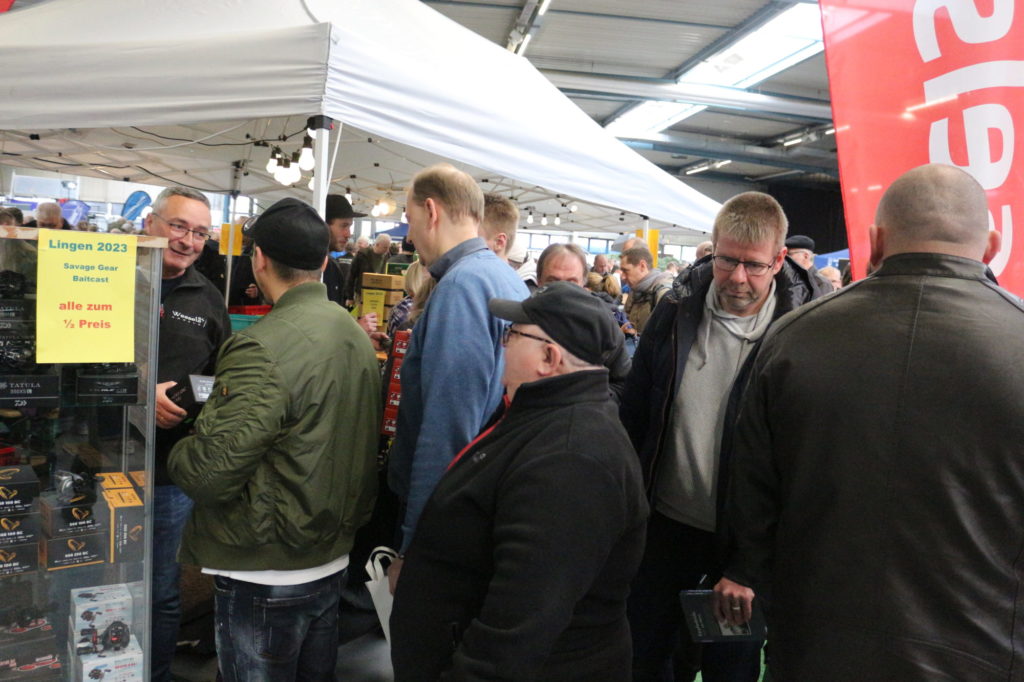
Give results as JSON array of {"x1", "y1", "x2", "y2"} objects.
[{"x1": 543, "y1": 70, "x2": 832, "y2": 122}]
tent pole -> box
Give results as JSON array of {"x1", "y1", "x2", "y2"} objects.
[{"x1": 311, "y1": 117, "x2": 335, "y2": 219}]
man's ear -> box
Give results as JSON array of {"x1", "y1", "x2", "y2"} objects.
[
  {"x1": 424, "y1": 198, "x2": 441, "y2": 232},
  {"x1": 868, "y1": 224, "x2": 885, "y2": 268},
  {"x1": 539, "y1": 343, "x2": 562, "y2": 377},
  {"x1": 495, "y1": 233, "x2": 508, "y2": 253},
  {"x1": 772, "y1": 246, "x2": 788, "y2": 274},
  {"x1": 982, "y1": 229, "x2": 1003, "y2": 264},
  {"x1": 252, "y1": 246, "x2": 267, "y2": 273}
]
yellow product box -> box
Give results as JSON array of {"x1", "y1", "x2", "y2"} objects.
[
  {"x1": 128, "y1": 471, "x2": 145, "y2": 490},
  {"x1": 98, "y1": 488, "x2": 144, "y2": 564},
  {"x1": 362, "y1": 272, "x2": 404, "y2": 291},
  {"x1": 361, "y1": 289, "x2": 393, "y2": 321},
  {"x1": 95, "y1": 472, "x2": 133, "y2": 491}
]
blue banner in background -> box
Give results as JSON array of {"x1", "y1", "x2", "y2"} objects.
[
  {"x1": 121, "y1": 190, "x2": 152, "y2": 221},
  {"x1": 61, "y1": 200, "x2": 90, "y2": 226}
]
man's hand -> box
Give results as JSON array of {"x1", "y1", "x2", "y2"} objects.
[
  {"x1": 712, "y1": 577, "x2": 755, "y2": 626},
  {"x1": 357, "y1": 313, "x2": 379, "y2": 334},
  {"x1": 244, "y1": 283, "x2": 259, "y2": 300},
  {"x1": 155, "y1": 381, "x2": 188, "y2": 430},
  {"x1": 387, "y1": 556, "x2": 404, "y2": 595},
  {"x1": 369, "y1": 331, "x2": 390, "y2": 352}
]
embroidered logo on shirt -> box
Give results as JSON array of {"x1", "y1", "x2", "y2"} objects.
[
  {"x1": 471, "y1": 451, "x2": 488, "y2": 464},
  {"x1": 169, "y1": 310, "x2": 208, "y2": 328}
]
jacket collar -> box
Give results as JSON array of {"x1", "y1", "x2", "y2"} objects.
[
  {"x1": 510, "y1": 370, "x2": 610, "y2": 412},
  {"x1": 270, "y1": 280, "x2": 328, "y2": 310},
  {"x1": 428, "y1": 237, "x2": 489, "y2": 281},
  {"x1": 873, "y1": 252, "x2": 995, "y2": 283}
]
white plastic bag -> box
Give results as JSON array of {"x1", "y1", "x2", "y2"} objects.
[{"x1": 364, "y1": 546, "x2": 398, "y2": 642}]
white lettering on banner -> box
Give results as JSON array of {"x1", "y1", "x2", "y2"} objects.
[
  {"x1": 988, "y1": 205, "x2": 1013, "y2": 274},
  {"x1": 924, "y1": 60, "x2": 1024, "y2": 99},
  {"x1": 929, "y1": 103, "x2": 1014, "y2": 189},
  {"x1": 913, "y1": 0, "x2": 1014, "y2": 62},
  {"x1": 913, "y1": 0, "x2": 1019, "y2": 277}
]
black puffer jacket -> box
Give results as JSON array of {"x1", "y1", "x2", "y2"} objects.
[{"x1": 619, "y1": 255, "x2": 823, "y2": 515}]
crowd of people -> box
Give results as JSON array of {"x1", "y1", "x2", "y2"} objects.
[{"x1": 65, "y1": 160, "x2": 1024, "y2": 681}]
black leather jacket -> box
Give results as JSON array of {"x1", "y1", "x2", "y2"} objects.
[{"x1": 723, "y1": 253, "x2": 1024, "y2": 681}]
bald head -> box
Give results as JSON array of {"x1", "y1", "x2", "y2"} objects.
[{"x1": 873, "y1": 164, "x2": 994, "y2": 261}]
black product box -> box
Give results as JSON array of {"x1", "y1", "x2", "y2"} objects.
[
  {"x1": 74, "y1": 369, "x2": 138, "y2": 407},
  {"x1": 0, "y1": 512, "x2": 39, "y2": 546},
  {"x1": 0, "y1": 300, "x2": 31, "y2": 322},
  {"x1": 97, "y1": 489, "x2": 144, "y2": 564},
  {"x1": 0, "y1": 541, "x2": 39, "y2": 578},
  {"x1": 0, "y1": 466, "x2": 39, "y2": 515},
  {"x1": 165, "y1": 374, "x2": 213, "y2": 422},
  {"x1": 0, "y1": 376, "x2": 60, "y2": 410},
  {"x1": 41, "y1": 533, "x2": 105, "y2": 571},
  {"x1": 0, "y1": 630, "x2": 60, "y2": 680},
  {"x1": 39, "y1": 492, "x2": 104, "y2": 538}
]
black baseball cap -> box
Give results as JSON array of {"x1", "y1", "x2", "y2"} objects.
[
  {"x1": 250, "y1": 198, "x2": 330, "y2": 269},
  {"x1": 785, "y1": 235, "x2": 815, "y2": 251},
  {"x1": 325, "y1": 194, "x2": 367, "y2": 221},
  {"x1": 489, "y1": 281, "x2": 623, "y2": 366}
]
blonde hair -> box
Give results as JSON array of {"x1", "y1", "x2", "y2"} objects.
[{"x1": 712, "y1": 192, "x2": 788, "y2": 251}]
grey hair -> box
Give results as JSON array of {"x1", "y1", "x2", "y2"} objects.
[{"x1": 152, "y1": 186, "x2": 211, "y2": 213}]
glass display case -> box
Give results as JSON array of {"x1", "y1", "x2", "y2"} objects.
[{"x1": 0, "y1": 227, "x2": 163, "y2": 681}]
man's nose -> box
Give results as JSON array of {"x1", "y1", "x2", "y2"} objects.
[{"x1": 729, "y1": 265, "x2": 749, "y2": 283}]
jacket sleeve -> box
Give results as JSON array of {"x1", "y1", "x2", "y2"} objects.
[
  {"x1": 618, "y1": 296, "x2": 671, "y2": 453},
  {"x1": 167, "y1": 333, "x2": 288, "y2": 505},
  {"x1": 721, "y1": 349, "x2": 781, "y2": 590},
  {"x1": 399, "y1": 278, "x2": 505, "y2": 551},
  {"x1": 445, "y1": 451, "x2": 628, "y2": 681}
]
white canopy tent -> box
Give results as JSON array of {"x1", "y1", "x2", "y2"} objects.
[{"x1": 0, "y1": 0, "x2": 720, "y2": 235}]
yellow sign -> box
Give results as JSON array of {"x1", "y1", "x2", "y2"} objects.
[
  {"x1": 219, "y1": 222, "x2": 243, "y2": 256},
  {"x1": 36, "y1": 229, "x2": 137, "y2": 363},
  {"x1": 634, "y1": 228, "x2": 661, "y2": 267}
]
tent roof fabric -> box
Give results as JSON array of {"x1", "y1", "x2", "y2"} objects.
[{"x1": 0, "y1": 0, "x2": 719, "y2": 231}]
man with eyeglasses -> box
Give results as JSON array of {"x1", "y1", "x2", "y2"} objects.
[
  {"x1": 391, "y1": 282, "x2": 647, "y2": 681},
  {"x1": 621, "y1": 191, "x2": 825, "y2": 682},
  {"x1": 143, "y1": 186, "x2": 231, "y2": 682}
]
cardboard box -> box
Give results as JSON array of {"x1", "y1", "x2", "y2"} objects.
[
  {"x1": 75, "y1": 635, "x2": 142, "y2": 682},
  {"x1": 0, "y1": 512, "x2": 39, "y2": 546},
  {"x1": 97, "y1": 490, "x2": 143, "y2": 564},
  {"x1": 361, "y1": 272, "x2": 404, "y2": 291},
  {"x1": 42, "y1": 533, "x2": 105, "y2": 572},
  {"x1": 360, "y1": 289, "x2": 390, "y2": 321},
  {"x1": 39, "y1": 492, "x2": 104, "y2": 538},
  {"x1": 70, "y1": 585, "x2": 133, "y2": 637},
  {"x1": 0, "y1": 541, "x2": 39, "y2": 577},
  {"x1": 0, "y1": 466, "x2": 38, "y2": 515}
]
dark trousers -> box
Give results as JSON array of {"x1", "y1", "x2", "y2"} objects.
[
  {"x1": 213, "y1": 569, "x2": 345, "y2": 682},
  {"x1": 151, "y1": 484, "x2": 193, "y2": 682},
  {"x1": 629, "y1": 511, "x2": 762, "y2": 682}
]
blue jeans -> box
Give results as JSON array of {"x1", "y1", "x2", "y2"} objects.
[
  {"x1": 213, "y1": 569, "x2": 345, "y2": 682},
  {"x1": 151, "y1": 484, "x2": 194, "y2": 682},
  {"x1": 628, "y1": 511, "x2": 762, "y2": 682}
]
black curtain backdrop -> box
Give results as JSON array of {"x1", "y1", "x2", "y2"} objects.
[{"x1": 767, "y1": 184, "x2": 848, "y2": 254}]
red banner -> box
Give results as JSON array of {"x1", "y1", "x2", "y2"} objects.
[
  {"x1": 820, "y1": 0, "x2": 1024, "y2": 292},
  {"x1": 0, "y1": 1, "x2": 15, "y2": 11}
]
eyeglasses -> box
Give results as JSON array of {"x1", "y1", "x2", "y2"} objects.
[
  {"x1": 152, "y1": 213, "x2": 212, "y2": 243},
  {"x1": 502, "y1": 325, "x2": 554, "y2": 347},
  {"x1": 711, "y1": 253, "x2": 778, "y2": 277}
]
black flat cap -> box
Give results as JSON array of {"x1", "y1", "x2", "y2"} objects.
[
  {"x1": 489, "y1": 281, "x2": 623, "y2": 366},
  {"x1": 785, "y1": 235, "x2": 815, "y2": 251},
  {"x1": 325, "y1": 194, "x2": 367, "y2": 221},
  {"x1": 250, "y1": 198, "x2": 330, "y2": 269}
]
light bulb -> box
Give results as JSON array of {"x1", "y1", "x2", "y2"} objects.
[
  {"x1": 274, "y1": 160, "x2": 290, "y2": 184},
  {"x1": 344, "y1": 193, "x2": 353, "y2": 203},
  {"x1": 298, "y1": 146, "x2": 315, "y2": 171},
  {"x1": 526, "y1": 213, "x2": 534, "y2": 225},
  {"x1": 541, "y1": 215, "x2": 548, "y2": 226},
  {"x1": 308, "y1": 176, "x2": 315, "y2": 190},
  {"x1": 287, "y1": 164, "x2": 302, "y2": 185},
  {"x1": 569, "y1": 203, "x2": 579, "y2": 213},
  {"x1": 265, "y1": 153, "x2": 278, "y2": 174},
  {"x1": 554, "y1": 215, "x2": 561, "y2": 226}
]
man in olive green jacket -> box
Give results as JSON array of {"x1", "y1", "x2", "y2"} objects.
[{"x1": 169, "y1": 198, "x2": 380, "y2": 682}]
